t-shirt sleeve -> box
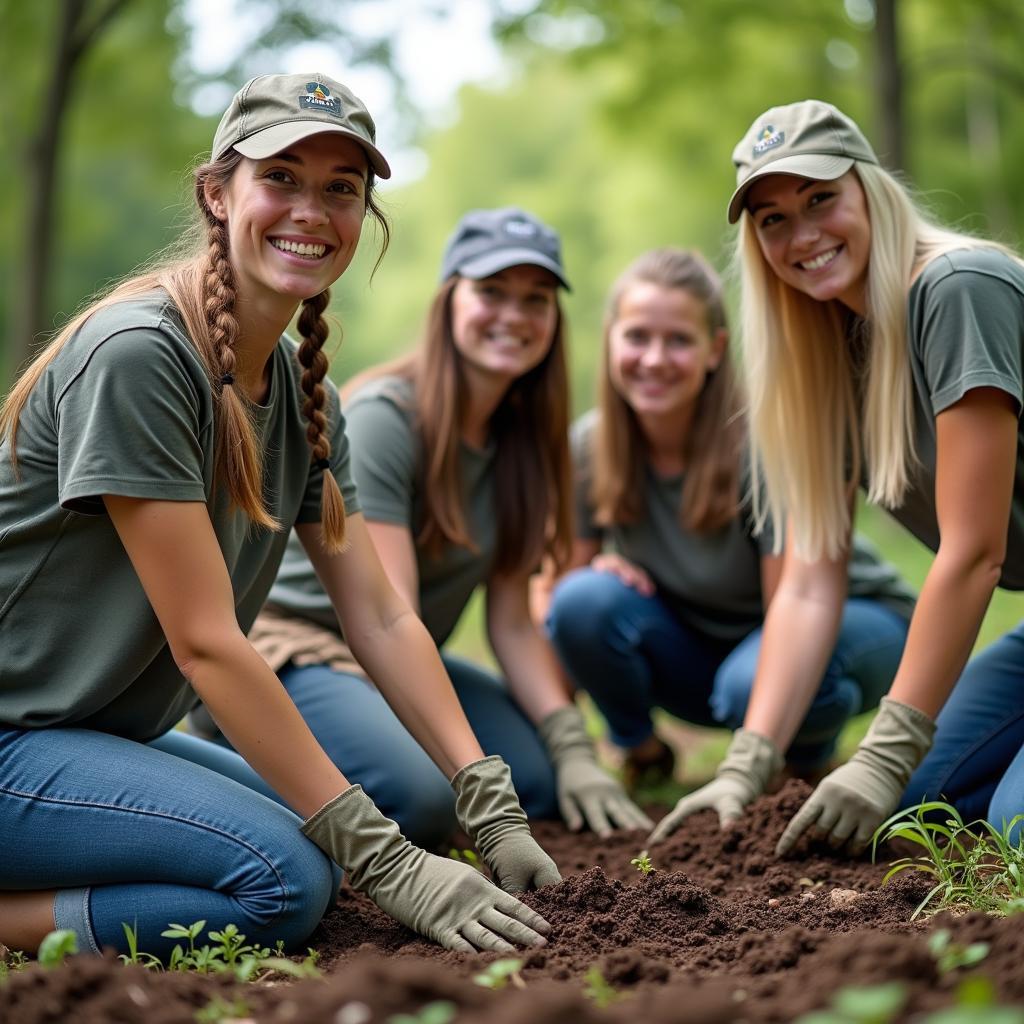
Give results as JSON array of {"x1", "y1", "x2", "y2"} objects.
[
  {"x1": 56, "y1": 327, "x2": 207, "y2": 514},
  {"x1": 295, "y1": 382, "x2": 360, "y2": 523},
  {"x1": 343, "y1": 392, "x2": 416, "y2": 527},
  {"x1": 916, "y1": 262, "x2": 1024, "y2": 416},
  {"x1": 570, "y1": 413, "x2": 602, "y2": 542}
]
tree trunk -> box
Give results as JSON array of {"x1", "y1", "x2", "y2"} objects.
[
  {"x1": 10, "y1": 0, "x2": 129, "y2": 381},
  {"x1": 874, "y1": 0, "x2": 905, "y2": 173}
]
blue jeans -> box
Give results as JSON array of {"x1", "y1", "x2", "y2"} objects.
[
  {"x1": 0, "y1": 726, "x2": 335, "y2": 958},
  {"x1": 206, "y1": 652, "x2": 559, "y2": 849},
  {"x1": 901, "y1": 621, "x2": 1024, "y2": 839},
  {"x1": 546, "y1": 568, "x2": 909, "y2": 770}
]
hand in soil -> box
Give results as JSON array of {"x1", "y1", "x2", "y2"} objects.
[
  {"x1": 538, "y1": 704, "x2": 654, "y2": 836},
  {"x1": 301, "y1": 784, "x2": 552, "y2": 951},
  {"x1": 648, "y1": 729, "x2": 783, "y2": 844},
  {"x1": 452, "y1": 755, "x2": 562, "y2": 891},
  {"x1": 775, "y1": 698, "x2": 935, "y2": 857}
]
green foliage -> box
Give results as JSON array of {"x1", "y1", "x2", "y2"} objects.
[
  {"x1": 0, "y1": 947, "x2": 31, "y2": 984},
  {"x1": 582, "y1": 965, "x2": 620, "y2": 1008},
  {"x1": 120, "y1": 923, "x2": 163, "y2": 970},
  {"x1": 194, "y1": 995, "x2": 251, "y2": 1023},
  {"x1": 873, "y1": 801, "x2": 1024, "y2": 917},
  {"x1": 448, "y1": 848, "x2": 486, "y2": 873},
  {"x1": 928, "y1": 929, "x2": 990, "y2": 974},
  {"x1": 37, "y1": 929, "x2": 78, "y2": 968},
  {"x1": 922, "y1": 976, "x2": 1024, "y2": 1023},
  {"x1": 472, "y1": 958, "x2": 525, "y2": 990},
  {"x1": 630, "y1": 850, "x2": 654, "y2": 875},
  {"x1": 387, "y1": 1001, "x2": 457, "y2": 1024},
  {"x1": 792, "y1": 982, "x2": 908, "y2": 1024}
]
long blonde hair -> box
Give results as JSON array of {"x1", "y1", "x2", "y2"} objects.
[
  {"x1": 592, "y1": 248, "x2": 744, "y2": 533},
  {"x1": 341, "y1": 275, "x2": 574, "y2": 576},
  {"x1": 739, "y1": 161, "x2": 1018, "y2": 560},
  {"x1": 1, "y1": 152, "x2": 389, "y2": 554}
]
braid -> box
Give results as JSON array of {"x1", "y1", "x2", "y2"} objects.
[
  {"x1": 204, "y1": 221, "x2": 277, "y2": 530},
  {"x1": 297, "y1": 289, "x2": 347, "y2": 552}
]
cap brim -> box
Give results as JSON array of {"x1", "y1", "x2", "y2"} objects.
[
  {"x1": 457, "y1": 249, "x2": 571, "y2": 291},
  {"x1": 727, "y1": 154, "x2": 855, "y2": 223},
  {"x1": 232, "y1": 122, "x2": 391, "y2": 179}
]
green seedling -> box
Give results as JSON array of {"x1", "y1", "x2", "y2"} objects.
[
  {"x1": 920, "y1": 976, "x2": 1024, "y2": 1023},
  {"x1": 582, "y1": 965, "x2": 620, "y2": 1009},
  {"x1": 927, "y1": 928, "x2": 990, "y2": 974},
  {"x1": 387, "y1": 1000, "x2": 457, "y2": 1024},
  {"x1": 37, "y1": 929, "x2": 78, "y2": 968},
  {"x1": 630, "y1": 850, "x2": 654, "y2": 876},
  {"x1": 793, "y1": 981, "x2": 907, "y2": 1024},
  {"x1": 194, "y1": 995, "x2": 252, "y2": 1023},
  {"x1": 873, "y1": 802, "x2": 1024, "y2": 918},
  {"x1": 0, "y1": 947, "x2": 30, "y2": 984},
  {"x1": 448, "y1": 848, "x2": 486, "y2": 873},
  {"x1": 120, "y1": 923, "x2": 163, "y2": 970},
  {"x1": 473, "y1": 957, "x2": 525, "y2": 990}
]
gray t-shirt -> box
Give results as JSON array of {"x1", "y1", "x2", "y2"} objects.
[
  {"x1": 0, "y1": 291, "x2": 358, "y2": 740},
  {"x1": 270, "y1": 375, "x2": 497, "y2": 647},
  {"x1": 572, "y1": 410, "x2": 915, "y2": 642},
  {"x1": 879, "y1": 249, "x2": 1024, "y2": 589}
]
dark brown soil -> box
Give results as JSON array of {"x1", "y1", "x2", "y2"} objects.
[{"x1": 3, "y1": 781, "x2": 1023, "y2": 1023}]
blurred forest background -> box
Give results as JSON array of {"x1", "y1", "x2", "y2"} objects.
[{"x1": 2, "y1": 0, "x2": 1020, "y2": 673}]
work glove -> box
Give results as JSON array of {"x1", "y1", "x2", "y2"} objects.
[
  {"x1": 648, "y1": 729, "x2": 783, "y2": 845},
  {"x1": 538, "y1": 705, "x2": 654, "y2": 836},
  {"x1": 776, "y1": 697, "x2": 936, "y2": 856},
  {"x1": 302, "y1": 784, "x2": 552, "y2": 953},
  {"x1": 452, "y1": 755, "x2": 562, "y2": 891}
]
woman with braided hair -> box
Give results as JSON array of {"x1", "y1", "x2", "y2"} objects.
[{"x1": 0, "y1": 74, "x2": 557, "y2": 962}]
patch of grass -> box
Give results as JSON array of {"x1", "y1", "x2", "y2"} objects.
[{"x1": 873, "y1": 801, "x2": 1024, "y2": 918}]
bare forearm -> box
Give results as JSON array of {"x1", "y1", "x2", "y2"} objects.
[
  {"x1": 184, "y1": 633, "x2": 349, "y2": 818},
  {"x1": 743, "y1": 587, "x2": 845, "y2": 751},
  {"x1": 491, "y1": 626, "x2": 571, "y2": 724},
  {"x1": 887, "y1": 549, "x2": 1000, "y2": 717},
  {"x1": 347, "y1": 609, "x2": 484, "y2": 778}
]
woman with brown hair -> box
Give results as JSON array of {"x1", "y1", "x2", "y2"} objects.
[
  {"x1": 0, "y1": 75, "x2": 556, "y2": 962},
  {"x1": 545, "y1": 247, "x2": 915, "y2": 808},
  {"x1": 246, "y1": 207, "x2": 651, "y2": 846}
]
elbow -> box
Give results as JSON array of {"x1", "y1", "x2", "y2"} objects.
[
  {"x1": 937, "y1": 538, "x2": 1005, "y2": 593},
  {"x1": 171, "y1": 625, "x2": 249, "y2": 685}
]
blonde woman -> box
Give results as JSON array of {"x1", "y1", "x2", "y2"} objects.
[
  {"x1": 545, "y1": 248, "x2": 913, "y2": 794},
  {"x1": 0, "y1": 75, "x2": 556, "y2": 961},
  {"x1": 652, "y1": 99, "x2": 1024, "y2": 853}
]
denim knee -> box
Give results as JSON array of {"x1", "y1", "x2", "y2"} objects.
[{"x1": 547, "y1": 568, "x2": 630, "y2": 652}]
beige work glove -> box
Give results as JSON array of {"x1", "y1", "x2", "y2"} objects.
[
  {"x1": 776, "y1": 697, "x2": 936, "y2": 856},
  {"x1": 452, "y1": 755, "x2": 561, "y2": 891},
  {"x1": 648, "y1": 729, "x2": 783, "y2": 845},
  {"x1": 302, "y1": 785, "x2": 551, "y2": 952},
  {"x1": 538, "y1": 705, "x2": 654, "y2": 836}
]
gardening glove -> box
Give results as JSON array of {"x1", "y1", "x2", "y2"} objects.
[
  {"x1": 452, "y1": 755, "x2": 562, "y2": 891},
  {"x1": 302, "y1": 784, "x2": 551, "y2": 953},
  {"x1": 776, "y1": 697, "x2": 936, "y2": 857},
  {"x1": 648, "y1": 729, "x2": 783, "y2": 845},
  {"x1": 538, "y1": 705, "x2": 654, "y2": 836}
]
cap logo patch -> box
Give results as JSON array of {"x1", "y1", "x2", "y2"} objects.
[
  {"x1": 504, "y1": 219, "x2": 537, "y2": 238},
  {"x1": 299, "y1": 81, "x2": 343, "y2": 119},
  {"x1": 752, "y1": 124, "x2": 785, "y2": 157}
]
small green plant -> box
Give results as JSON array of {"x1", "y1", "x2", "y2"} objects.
[
  {"x1": 630, "y1": 850, "x2": 654, "y2": 876},
  {"x1": 582, "y1": 965, "x2": 620, "y2": 1009},
  {"x1": 873, "y1": 801, "x2": 1024, "y2": 918},
  {"x1": 919, "y1": 976, "x2": 1024, "y2": 1023},
  {"x1": 448, "y1": 848, "x2": 486, "y2": 873},
  {"x1": 792, "y1": 981, "x2": 907, "y2": 1024},
  {"x1": 927, "y1": 928, "x2": 990, "y2": 974},
  {"x1": 120, "y1": 923, "x2": 163, "y2": 970},
  {"x1": 0, "y1": 947, "x2": 30, "y2": 984},
  {"x1": 194, "y1": 995, "x2": 251, "y2": 1023},
  {"x1": 473, "y1": 957, "x2": 525, "y2": 990},
  {"x1": 37, "y1": 929, "x2": 78, "y2": 968},
  {"x1": 386, "y1": 1001, "x2": 457, "y2": 1024}
]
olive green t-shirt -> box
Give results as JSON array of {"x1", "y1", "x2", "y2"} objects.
[
  {"x1": 881, "y1": 248, "x2": 1024, "y2": 588},
  {"x1": 572, "y1": 411, "x2": 916, "y2": 642},
  {"x1": 0, "y1": 291, "x2": 358, "y2": 740},
  {"x1": 270, "y1": 375, "x2": 497, "y2": 647}
]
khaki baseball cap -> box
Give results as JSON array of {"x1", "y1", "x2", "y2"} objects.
[
  {"x1": 727, "y1": 100, "x2": 877, "y2": 223},
  {"x1": 212, "y1": 73, "x2": 391, "y2": 179}
]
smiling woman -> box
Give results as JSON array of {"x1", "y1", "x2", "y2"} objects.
[{"x1": 0, "y1": 73, "x2": 559, "y2": 963}]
